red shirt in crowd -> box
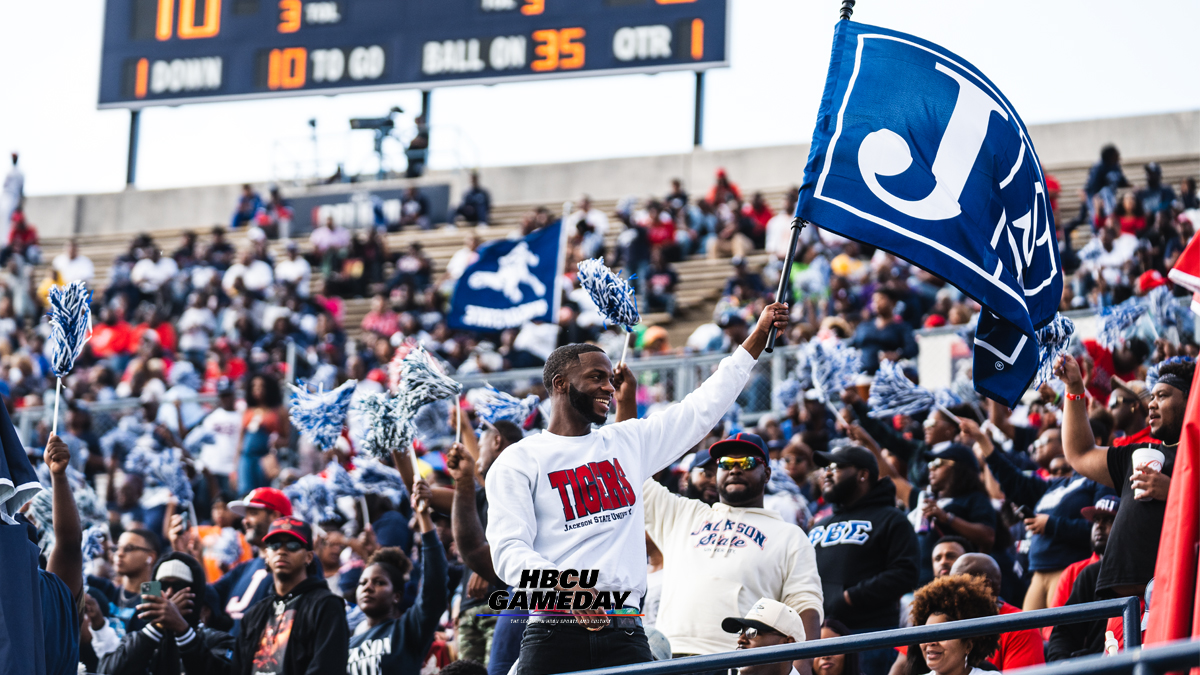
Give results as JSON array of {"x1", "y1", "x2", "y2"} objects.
[
  {"x1": 90, "y1": 321, "x2": 134, "y2": 358},
  {"x1": 647, "y1": 215, "x2": 676, "y2": 248},
  {"x1": 131, "y1": 322, "x2": 178, "y2": 353},
  {"x1": 1082, "y1": 339, "x2": 1137, "y2": 403}
]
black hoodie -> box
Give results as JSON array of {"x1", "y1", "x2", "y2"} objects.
[
  {"x1": 98, "y1": 552, "x2": 235, "y2": 675},
  {"x1": 232, "y1": 572, "x2": 348, "y2": 675},
  {"x1": 809, "y1": 478, "x2": 919, "y2": 629}
]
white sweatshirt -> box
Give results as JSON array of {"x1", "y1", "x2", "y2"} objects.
[
  {"x1": 486, "y1": 346, "x2": 757, "y2": 600},
  {"x1": 644, "y1": 479, "x2": 824, "y2": 655}
]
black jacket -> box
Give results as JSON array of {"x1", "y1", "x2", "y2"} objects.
[
  {"x1": 232, "y1": 574, "x2": 348, "y2": 675},
  {"x1": 98, "y1": 552, "x2": 234, "y2": 675},
  {"x1": 810, "y1": 478, "x2": 920, "y2": 629},
  {"x1": 1047, "y1": 562, "x2": 1106, "y2": 661}
]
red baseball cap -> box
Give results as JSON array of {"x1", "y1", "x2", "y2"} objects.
[
  {"x1": 1137, "y1": 270, "x2": 1168, "y2": 294},
  {"x1": 262, "y1": 517, "x2": 313, "y2": 549},
  {"x1": 229, "y1": 487, "x2": 293, "y2": 517}
]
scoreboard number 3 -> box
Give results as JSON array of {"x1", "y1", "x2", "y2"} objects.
[{"x1": 531, "y1": 27, "x2": 585, "y2": 72}]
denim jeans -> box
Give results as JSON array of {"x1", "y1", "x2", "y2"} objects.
[{"x1": 515, "y1": 620, "x2": 653, "y2": 675}]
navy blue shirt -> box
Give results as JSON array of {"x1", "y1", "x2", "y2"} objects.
[
  {"x1": 986, "y1": 451, "x2": 1115, "y2": 571},
  {"x1": 916, "y1": 491, "x2": 996, "y2": 585},
  {"x1": 41, "y1": 569, "x2": 80, "y2": 675},
  {"x1": 210, "y1": 556, "x2": 272, "y2": 636}
]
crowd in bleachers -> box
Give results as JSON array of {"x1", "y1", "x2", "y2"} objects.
[{"x1": 4, "y1": 143, "x2": 1199, "y2": 675}]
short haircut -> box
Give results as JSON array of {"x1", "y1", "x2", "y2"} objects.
[
  {"x1": 126, "y1": 528, "x2": 162, "y2": 555},
  {"x1": 909, "y1": 575, "x2": 1000, "y2": 669},
  {"x1": 933, "y1": 535, "x2": 975, "y2": 554},
  {"x1": 543, "y1": 344, "x2": 606, "y2": 391},
  {"x1": 491, "y1": 420, "x2": 525, "y2": 447}
]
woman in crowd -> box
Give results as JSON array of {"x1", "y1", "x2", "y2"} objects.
[
  {"x1": 232, "y1": 373, "x2": 286, "y2": 496},
  {"x1": 815, "y1": 619, "x2": 861, "y2": 675},
  {"x1": 346, "y1": 482, "x2": 448, "y2": 675},
  {"x1": 912, "y1": 442, "x2": 996, "y2": 585},
  {"x1": 905, "y1": 576, "x2": 1000, "y2": 675}
]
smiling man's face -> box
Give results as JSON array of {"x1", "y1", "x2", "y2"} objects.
[{"x1": 564, "y1": 352, "x2": 615, "y2": 425}]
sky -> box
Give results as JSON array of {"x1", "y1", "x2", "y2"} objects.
[{"x1": 3, "y1": 0, "x2": 1199, "y2": 197}]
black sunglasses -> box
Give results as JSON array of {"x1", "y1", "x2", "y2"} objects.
[{"x1": 266, "y1": 540, "x2": 306, "y2": 553}]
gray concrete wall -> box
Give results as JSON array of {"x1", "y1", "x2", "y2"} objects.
[{"x1": 24, "y1": 110, "x2": 1200, "y2": 239}]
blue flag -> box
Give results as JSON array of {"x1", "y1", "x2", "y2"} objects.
[
  {"x1": 796, "y1": 20, "x2": 1063, "y2": 406},
  {"x1": 447, "y1": 221, "x2": 565, "y2": 332}
]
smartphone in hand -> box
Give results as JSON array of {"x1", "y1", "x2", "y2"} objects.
[{"x1": 141, "y1": 581, "x2": 162, "y2": 598}]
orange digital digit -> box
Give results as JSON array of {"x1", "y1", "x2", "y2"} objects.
[
  {"x1": 178, "y1": 0, "x2": 221, "y2": 39},
  {"x1": 531, "y1": 29, "x2": 559, "y2": 72},
  {"x1": 135, "y1": 58, "x2": 150, "y2": 98},
  {"x1": 690, "y1": 19, "x2": 704, "y2": 59},
  {"x1": 558, "y1": 27, "x2": 585, "y2": 70},
  {"x1": 521, "y1": 0, "x2": 544, "y2": 15},
  {"x1": 155, "y1": 0, "x2": 174, "y2": 40},
  {"x1": 268, "y1": 47, "x2": 307, "y2": 89},
  {"x1": 278, "y1": 0, "x2": 301, "y2": 33}
]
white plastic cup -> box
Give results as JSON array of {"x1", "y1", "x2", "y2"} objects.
[{"x1": 1131, "y1": 448, "x2": 1166, "y2": 499}]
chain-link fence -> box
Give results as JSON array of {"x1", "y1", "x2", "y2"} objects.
[{"x1": 13, "y1": 394, "x2": 221, "y2": 451}]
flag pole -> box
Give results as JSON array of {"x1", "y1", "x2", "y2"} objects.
[{"x1": 765, "y1": 218, "x2": 807, "y2": 353}]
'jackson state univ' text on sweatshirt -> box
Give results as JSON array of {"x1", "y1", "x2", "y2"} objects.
[{"x1": 486, "y1": 346, "x2": 758, "y2": 601}]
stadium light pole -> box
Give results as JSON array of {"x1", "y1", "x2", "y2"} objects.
[
  {"x1": 693, "y1": 71, "x2": 705, "y2": 147},
  {"x1": 125, "y1": 110, "x2": 140, "y2": 187},
  {"x1": 765, "y1": 0, "x2": 855, "y2": 352}
]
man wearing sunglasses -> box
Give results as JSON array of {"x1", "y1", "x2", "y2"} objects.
[
  {"x1": 645, "y1": 432, "x2": 822, "y2": 674},
  {"x1": 486, "y1": 302, "x2": 791, "y2": 675},
  {"x1": 231, "y1": 517, "x2": 348, "y2": 675},
  {"x1": 721, "y1": 598, "x2": 809, "y2": 675}
]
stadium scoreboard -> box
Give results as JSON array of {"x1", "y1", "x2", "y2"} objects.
[{"x1": 98, "y1": 0, "x2": 729, "y2": 108}]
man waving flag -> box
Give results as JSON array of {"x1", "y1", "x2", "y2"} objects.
[{"x1": 795, "y1": 20, "x2": 1064, "y2": 406}]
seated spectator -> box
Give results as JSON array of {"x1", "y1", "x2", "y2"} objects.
[
  {"x1": 7, "y1": 206, "x2": 39, "y2": 263},
  {"x1": 1082, "y1": 144, "x2": 1129, "y2": 223},
  {"x1": 230, "y1": 184, "x2": 263, "y2": 229},
  {"x1": 91, "y1": 306, "x2": 135, "y2": 362},
  {"x1": 443, "y1": 234, "x2": 481, "y2": 290},
  {"x1": 310, "y1": 216, "x2": 351, "y2": 276},
  {"x1": 222, "y1": 250, "x2": 274, "y2": 298},
  {"x1": 1136, "y1": 162, "x2": 1176, "y2": 220},
  {"x1": 852, "y1": 289, "x2": 918, "y2": 373},
  {"x1": 720, "y1": 599, "x2": 808, "y2": 675},
  {"x1": 707, "y1": 168, "x2": 742, "y2": 204},
  {"x1": 399, "y1": 186, "x2": 431, "y2": 230},
  {"x1": 1114, "y1": 191, "x2": 1146, "y2": 236},
  {"x1": 361, "y1": 293, "x2": 400, "y2": 338},
  {"x1": 1080, "y1": 225, "x2": 1138, "y2": 287},
  {"x1": 744, "y1": 192, "x2": 775, "y2": 247},
  {"x1": 275, "y1": 240, "x2": 313, "y2": 298},
  {"x1": 206, "y1": 227, "x2": 236, "y2": 270},
  {"x1": 564, "y1": 195, "x2": 610, "y2": 237},
  {"x1": 1081, "y1": 337, "x2": 1148, "y2": 404},
  {"x1": 724, "y1": 257, "x2": 767, "y2": 298},
  {"x1": 946, "y1": 554, "x2": 1044, "y2": 670},
  {"x1": 388, "y1": 242, "x2": 433, "y2": 292},
  {"x1": 901, "y1": 575, "x2": 1000, "y2": 675},
  {"x1": 815, "y1": 619, "x2": 862, "y2": 675},
  {"x1": 51, "y1": 239, "x2": 94, "y2": 284},
  {"x1": 257, "y1": 185, "x2": 293, "y2": 238},
  {"x1": 98, "y1": 552, "x2": 233, "y2": 674},
  {"x1": 1049, "y1": 495, "x2": 1116, "y2": 611},
  {"x1": 707, "y1": 204, "x2": 754, "y2": 260},
  {"x1": 455, "y1": 171, "x2": 491, "y2": 225},
  {"x1": 645, "y1": 248, "x2": 678, "y2": 315},
  {"x1": 131, "y1": 247, "x2": 179, "y2": 301},
  {"x1": 666, "y1": 178, "x2": 689, "y2": 212}
]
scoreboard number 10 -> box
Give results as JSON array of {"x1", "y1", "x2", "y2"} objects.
[{"x1": 153, "y1": 0, "x2": 221, "y2": 40}]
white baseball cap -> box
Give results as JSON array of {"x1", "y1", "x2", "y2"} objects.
[{"x1": 721, "y1": 598, "x2": 806, "y2": 642}]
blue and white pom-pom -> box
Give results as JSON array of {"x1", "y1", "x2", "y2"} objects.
[
  {"x1": 1033, "y1": 314, "x2": 1076, "y2": 389},
  {"x1": 867, "y1": 360, "x2": 935, "y2": 419},
  {"x1": 351, "y1": 459, "x2": 410, "y2": 508},
  {"x1": 47, "y1": 280, "x2": 92, "y2": 379},
  {"x1": 471, "y1": 386, "x2": 539, "y2": 426},
  {"x1": 324, "y1": 460, "x2": 361, "y2": 499},
  {"x1": 1147, "y1": 355, "x2": 1196, "y2": 388},
  {"x1": 398, "y1": 346, "x2": 462, "y2": 416},
  {"x1": 211, "y1": 527, "x2": 244, "y2": 569},
  {"x1": 577, "y1": 257, "x2": 640, "y2": 331},
  {"x1": 772, "y1": 377, "x2": 802, "y2": 411},
  {"x1": 288, "y1": 379, "x2": 357, "y2": 449},
  {"x1": 153, "y1": 453, "x2": 195, "y2": 505},
  {"x1": 1146, "y1": 285, "x2": 1186, "y2": 333},
  {"x1": 81, "y1": 525, "x2": 108, "y2": 565},
  {"x1": 1097, "y1": 300, "x2": 1145, "y2": 351},
  {"x1": 802, "y1": 340, "x2": 862, "y2": 405},
  {"x1": 284, "y1": 474, "x2": 340, "y2": 525},
  {"x1": 352, "y1": 392, "x2": 413, "y2": 459}
]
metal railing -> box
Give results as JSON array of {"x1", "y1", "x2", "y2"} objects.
[
  {"x1": 580, "y1": 598, "x2": 1145, "y2": 675},
  {"x1": 1009, "y1": 639, "x2": 1200, "y2": 675}
]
